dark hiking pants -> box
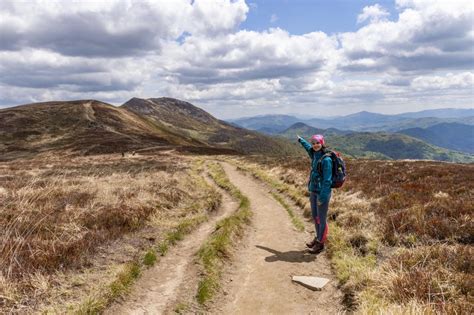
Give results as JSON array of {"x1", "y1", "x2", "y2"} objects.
[{"x1": 309, "y1": 191, "x2": 331, "y2": 243}]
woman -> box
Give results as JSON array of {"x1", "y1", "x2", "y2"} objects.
[{"x1": 297, "y1": 134, "x2": 332, "y2": 254}]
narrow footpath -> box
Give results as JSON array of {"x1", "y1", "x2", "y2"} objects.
[
  {"x1": 104, "y1": 161, "x2": 343, "y2": 314},
  {"x1": 104, "y1": 174, "x2": 239, "y2": 315},
  {"x1": 208, "y1": 162, "x2": 343, "y2": 314}
]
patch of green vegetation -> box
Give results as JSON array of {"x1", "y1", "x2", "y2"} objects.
[
  {"x1": 143, "y1": 250, "x2": 157, "y2": 266},
  {"x1": 74, "y1": 296, "x2": 105, "y2": 315},
  {"x1": 232, "y1": 160, "x2": 307, "y2": 211},
  {"x1": 195, "y1": 162, "x2": 252, "y2": 305},
  {"x1": 109, "y1": 263, "x2": 141, "y2": 298},
  {"x1": 329, "y1": 243, "x2": 376, "y2": 286},
  {"x1": 196, "y1": 276, "x2": 218, "y2": 305},
  {"x1": 166, "y1": 230, "x2": 184, "y2": 245},
  {"x1": 173, "y1": 302, "x2": 189, "y2": 314},
  {"x1": 74, "y1": 262, "x2": 141, "y2": 314},
  {"x1": 270, "y1": 192, "x2": 305, "y2": 232},
  {"x1": 280, "y1": 128, "x2": 474, "y2": 163},
  {"x1": 158, "y1": 241, "x2": 169, "y2": 256}
]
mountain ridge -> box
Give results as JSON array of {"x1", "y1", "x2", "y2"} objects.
[
  {"x1": 230, "y1": 109, "x2": 474, "y2": 154},
  {"x1": 2, "y1": 98, "x2": 472, "y2": 162},
  {"x1": 280, "y1": 122, "x2": 474, "y2": 163},
  {"x1": 398, "y1": 122, "x2": 474, "y2": 154},
  {"x1": 230, "y1": 109, "x2": 474, "y2": 133},
  {"x1": 0, "y1": 97, "x2": 301, "y2": 161}
]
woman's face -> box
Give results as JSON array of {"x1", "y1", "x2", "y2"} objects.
[{"x1": 311, "y1": 141, "x2": 322, "y2": 151}]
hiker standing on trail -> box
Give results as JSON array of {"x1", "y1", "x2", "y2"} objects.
[{"x1": 297, "y1": 134, "x2": 332, "y2": 254}]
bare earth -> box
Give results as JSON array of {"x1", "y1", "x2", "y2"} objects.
[
  {"x1": 207, "y1": 162, "x2": 343, "y2": 314},
  {"x1": 105, "y1": 161, "x2": 343, "y2": 314}
]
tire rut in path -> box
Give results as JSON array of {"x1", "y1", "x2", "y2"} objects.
[
  {"x1": 104, "y1": 172, "x2": 239, "y2": 315},
  {"x1": 208, "y1": 162, "x2": 343, "y2": 314}
]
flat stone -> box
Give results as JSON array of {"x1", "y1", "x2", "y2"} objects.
[{"x1": 292, "y1": 276, "x2": 330, "y2": 291}]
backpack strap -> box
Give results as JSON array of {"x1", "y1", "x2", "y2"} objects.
[{"x1": 317, "y1": 152, "x2": 333, "y2": 175}]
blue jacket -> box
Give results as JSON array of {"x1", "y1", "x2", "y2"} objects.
[{"x1": 298, "y1": 137, "x2": 332, "y2": 202}]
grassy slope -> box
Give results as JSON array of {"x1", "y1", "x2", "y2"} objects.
[
  {"x1": 279, "y1": 124, "x2": 474, "y2": 162},
  {"x1": 226, "y1": 155, "x2": 473, "y2": 314},
  {"x1": 0, "y1": 155, "x2": 221, "y2": 313},
  {"x1": 0, "y1": 100, "x2": 180, "y2": 160},
  {"x1": 122, "y1": 97, "x2": 301, "y2": 156},
  {"x1": 398, "y1": 122, "x2": 474, "y2": 154}
]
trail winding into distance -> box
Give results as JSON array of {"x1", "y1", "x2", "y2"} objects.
[
  {"x1": 105, "y1": 161, "x2": 342, "y2": 314},
  {"x1": 208, "y1": 162, "x2": 342, "y2": 314}
]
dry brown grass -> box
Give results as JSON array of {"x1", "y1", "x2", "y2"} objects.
[
  {"x1": 380, "y1": 245, "x2": 473, "y2": 312},
  {"x1": 231, "y1": 155, "x2": 474, "y2": 313},
  {"x1": 0, "y1": 153, "x2": 220, "y2": 313},
  {"x1": 345, "y1": 160, "x2": 474, "y2": 246}
]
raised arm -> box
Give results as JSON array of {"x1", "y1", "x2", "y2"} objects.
[{"x1": 298, "y1": 136, "x2": 313, "y2": 158}]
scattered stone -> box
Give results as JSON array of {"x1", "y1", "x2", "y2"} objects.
[
  {"x1": 434, "y1": 191, "x2": 449, "y2": 199},
  {"x1": 292, "y1": 276, "x2": 329, "y2": 291}
]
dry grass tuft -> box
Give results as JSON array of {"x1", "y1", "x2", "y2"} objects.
[{"x1": 0, "y1": 154, "x2": 221, "y2": 313}]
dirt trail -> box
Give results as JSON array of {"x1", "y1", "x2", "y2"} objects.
[
  {"x1": 105, "y1": 162, "x2": 342, "y2": 314},
  {"x1": 208, "y1": 162, "x2": 343, "y2": 314},
  {"x1": 83, "y1": 101, "x2": 95, "y2": 121},
  {"x1": 104, "y1": 175, "x2": 239, "y2": 315}
]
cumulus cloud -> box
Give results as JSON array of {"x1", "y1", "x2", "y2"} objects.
[
  {"x1": 411, "y1": 72, "x2": 474, "y2": 90},
  {"x1": 0, "y1": 0, "x2": 249, "y2": 105},
  {"x1": 0, "y1": 0, "x2": 472, "y2": 117},
  {"x1": 0, "y1": 49, "x2": 145, "y2": 91},
  {"x1": 357, "y1": 4, "x2": 390, "y2": 24},
  {"x1": 0, "y1": 0, "x2": 249, "y2": 57},
  {"x1": 340, "y1": 0, "x2": 474, "y2": 74},
  {"x1": 159, "y1": 28, "x2": 339, "y2": 85}
]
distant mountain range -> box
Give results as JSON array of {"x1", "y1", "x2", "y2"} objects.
[
  {"x1": 280, "y1": 122, "x2": 474, "y2": 163},
  {"x1": 1, "y1": 99, "x2": 472, "y2": 163},
  {"x1": 230, "y1": 108, "x2": 474, "y2": 132},
  {"x1": 229, "y1": 109, "x2": 474, "y2": 155},
  {"x1": 398, "y1": 123, "x2": 474, "y2": 154},
  {"x1": 394, "y1": 108, "x2": 474, "y2": 119}
]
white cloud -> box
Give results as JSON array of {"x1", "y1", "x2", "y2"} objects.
[
  {"x1": 0, "y1": 0, "x2": 473, "y2": 117},
  {"x1": 158, "y1": 28, "x2": 339, "y2": 85},
  {"x1": 411, "y1": 72, "x2": 474, "y2": 90},
  {"x1": 341, "y1": 0, "x2": 474, "y2": 74},
  {"x1": 0, "y1": 49, "x2": 147, "y2": 90},
  {"x1": 357, "y1": 4, "x2": 390, "y2": 24},
  {"x1": 0, "y1": 0, "x2": 249, "y2": 56},
  {"x1": 188, "y1": 0, "x2": 249, "y2": 36}
]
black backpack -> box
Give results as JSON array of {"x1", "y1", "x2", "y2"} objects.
[{"x1": 317, "y1": 150, "x2": 346, "y2": 188}]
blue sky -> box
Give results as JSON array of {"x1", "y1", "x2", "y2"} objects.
[
  {"x1": 241, "y1": 0, "x2": 397, "y2": 34},
  {"x1": 0, "y1": 0, "x2": 473, "y2": 119}
]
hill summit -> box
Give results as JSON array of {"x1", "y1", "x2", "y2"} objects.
[{"x1": 0, "y1": 97, "x2": 299, "y2": 161}]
